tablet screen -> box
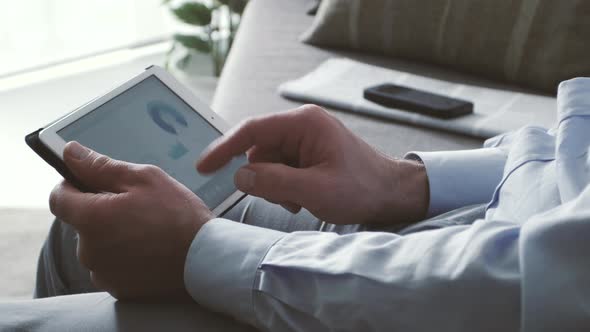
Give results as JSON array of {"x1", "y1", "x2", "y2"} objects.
[{"x1": 58, "y1": 75, "x2": 245, "y2": 209}]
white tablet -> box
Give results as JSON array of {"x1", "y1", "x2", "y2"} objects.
[{"x1": 27, "y1": 65, "x2": 246, "y2": 216}]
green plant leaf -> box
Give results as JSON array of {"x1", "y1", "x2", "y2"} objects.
[
  {"x1": 172, "y1": 2, "x2": 212, "y2": 26},
  {"x1": 176, "y1": 52, "x2": 192, "y2": 69},
  {"x1": 164, "y1": 42, "x2": 177, "y2": 70},
  {"x1": 210, "y1": 0, "x2": 223, "y2": 10},
  {"x1": 229, "y1": 0, "x2": 247, "y2": 14},
  {"x1": 216, "y1": 0, "x2": 247, "y2": 13},
  {"x1": 173, "y1": 33, "x2": 211, "y2": 53}
]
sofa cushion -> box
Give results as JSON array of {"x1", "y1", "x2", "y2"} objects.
[{"x1": 301, "y1": 0, "x2": 590, "y2": 93}]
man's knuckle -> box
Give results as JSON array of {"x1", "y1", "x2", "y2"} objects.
[
  {"x1": 139, "y1": 164, "x2": 165, "y2": 178},
  {"x1": 86, "y1": 193, "x2": 105, "y2": 211},
  {"x1": 302, "y1": 103, "x2": 323, "y2": 112},
  {"x1": 259, "y1": 169, "x2": 283, "y2": 193},
  {"x1": 48, "y1": 185, "x2": 61, "y2": 216},
  {"x1": 298, "y1": 105, "x2": 316, "y2": 117},
  {"x1": 89, "y1": 154, "x2": 110, "y2": 170},
  {"x1": 240, "y1": 118, "x2": 258, "y2": 132},
  {"x1": 69, "y1": 196, "x2": 95, "y2": 224},
  {"x1": 93, "y1": 197, "x2": 121, "y2": 226},
  {"x1": 121, "y1": 163, "x2": 141, "y2": 182},
  {"x1": 297, "y1": 104, "x2": 327, "y2": 122}
]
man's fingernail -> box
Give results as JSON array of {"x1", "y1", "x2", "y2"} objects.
[
  {"x1": 235, "y1": 168, "x2": 256, "y2": 192},
  {"x1": 67, "y1": 141, "x2": 90, "y2": 160}
]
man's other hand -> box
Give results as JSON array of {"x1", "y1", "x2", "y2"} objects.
[
  {"x1": 197, "y1": 105, "x2": 429, "y2": 225},
  {"x1": 49, "y1": 141, "x2": 213, "y2": 301}
]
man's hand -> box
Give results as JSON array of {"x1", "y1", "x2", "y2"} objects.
[
  {"x1": 49, "y1": 142, "x2": 213, "y2": 300},
  {"x1": 198, "y1": 105, "x2": 429, "y2": 225}
]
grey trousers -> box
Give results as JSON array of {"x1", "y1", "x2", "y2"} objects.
[{"x1": 0, "y1": 197, "x2": 485, "y2": 332}]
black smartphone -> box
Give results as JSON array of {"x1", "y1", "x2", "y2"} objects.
[{"x1": 363, "y1": 83, "x2": 473, "y2": 119}]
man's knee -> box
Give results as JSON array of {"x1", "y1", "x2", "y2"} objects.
[{"x1": 35, "y1": 219, "x2": 94, "y2": 298}]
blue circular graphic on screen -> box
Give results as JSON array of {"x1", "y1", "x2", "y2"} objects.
[{"x1": 147, "y1": 101, "x2": 188, "y2": 135}]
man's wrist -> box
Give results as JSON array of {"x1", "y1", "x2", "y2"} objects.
[{"x1": 379, "y1": 157, "x2": 429, "y2": 224}]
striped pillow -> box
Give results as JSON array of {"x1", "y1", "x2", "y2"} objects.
[{"x1": 301, "y1": 0, "x2": 590, "y2": 93}]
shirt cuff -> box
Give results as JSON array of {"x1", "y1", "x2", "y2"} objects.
[
  {"x1": 184, "y1": 218, "x2": 285, "y2": 327},
  {"x1": 405, "y1": 148, "x2": 506, "y2": 217}
]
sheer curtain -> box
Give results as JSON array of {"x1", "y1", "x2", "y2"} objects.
[{"x1": 0, "y1": 0, "x2": 173, "y2": 77}]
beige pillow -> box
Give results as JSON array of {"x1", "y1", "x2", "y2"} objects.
[{"x1": 301, "y1": 0, "x2": 590, "y2": 93}]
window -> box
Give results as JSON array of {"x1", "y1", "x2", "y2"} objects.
[{"x1": 0, "y1": 0, "x2": 173, "y2": 78}]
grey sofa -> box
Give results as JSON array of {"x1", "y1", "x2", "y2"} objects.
[
  {"x1": 213, "y1": 0, "x2": 501, "y2": 157},
  {"x1": 0, "y1": 1, "x2": 557, "y2": 331}
]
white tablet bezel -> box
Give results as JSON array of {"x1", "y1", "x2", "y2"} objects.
[{"x1": 39, "y1": 65, "x2": 245, "y2": 216}]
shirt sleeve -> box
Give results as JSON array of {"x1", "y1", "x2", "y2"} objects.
[
  {"x1": 184, "y1": 218, "x2": 285, "y2": 328},
  {"x1": 405, "y1": 147, "x2": 507, "y2": 217},
  {"x1": 186, "y1": 188, "x2": 590, "y2": 332},
  {"x1": 185, "y1": 218, "x2": 522, "y2": 331},
  {"x1": 519, "y1": 187, "x2": 590, "y2": 331}
]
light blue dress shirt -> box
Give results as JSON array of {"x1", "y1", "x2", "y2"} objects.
[{"x1": 184, "y1": 78, "x2": 590, "y2": 331}]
